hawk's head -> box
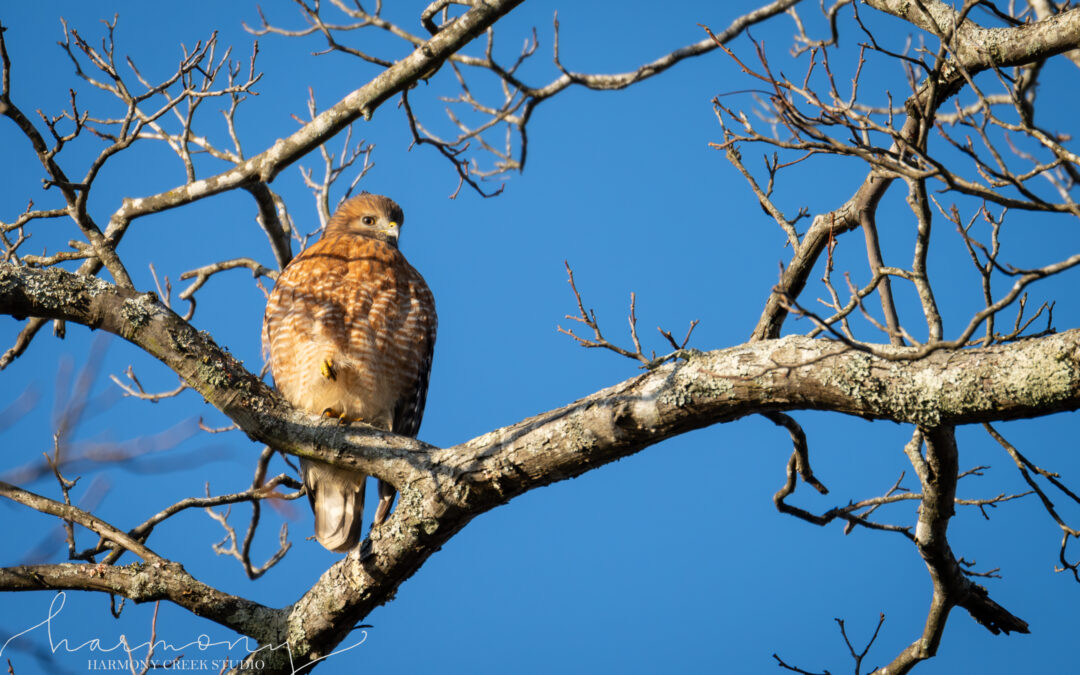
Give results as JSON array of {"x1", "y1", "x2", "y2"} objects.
[{"x1": 324, "y1": 193, "x2": 405, "y2": 246}]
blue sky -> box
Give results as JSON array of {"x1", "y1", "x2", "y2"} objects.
[{"x1": 2, "y1": 2, "x2": 1079, "y2": 674}]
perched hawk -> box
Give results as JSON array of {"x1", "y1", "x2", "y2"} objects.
[{"x1": 263, "y1": 193, "x2": 437, "y2": 552}]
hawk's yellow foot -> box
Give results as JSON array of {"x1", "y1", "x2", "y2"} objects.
[{"x1": 320, "y1": 358, "x2": 336, "y2": 381}]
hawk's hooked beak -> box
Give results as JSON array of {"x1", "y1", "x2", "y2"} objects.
[{"x1": 383, "y1": 221, "x2": 401, "y2": 244}]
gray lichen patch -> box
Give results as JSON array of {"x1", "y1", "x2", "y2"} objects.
[
  {"x1": 0, "y1": 266, "x2": 20, "y2": 296},
  {"x1": 561, "y1": 415, "x2": 602, "y2": 454},
  {"x1": 827, "y1": 350, "x2": 874, "y2": 397},
  {"x1": 657, "y1": 348, "x2": 742, "y2": 411},
  {"x1": 125, "y1": 561, "x2": 161, "y2": 600},
  {"x1": 200, "y1": 360, "x2": 233, "y2": 389},
  {"x1": 120, "y1": 296, "x2": 153, "y2": 329},
  {"x1": 2, "y1": 265, "x2": 105, "y2": 315},
  {"x1": 392, "y1": 486, "x2": 430, "y2": 530},
  {"x1": 999, "y1": 343, "x2": 1078, "y2": 409},
  {"x1": 285, "y1": 611, "x2": 311, "y2": 648}
]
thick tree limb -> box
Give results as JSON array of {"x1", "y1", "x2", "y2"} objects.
[
  {"x1": 865, "y1": 1, "x2": 1080, "y2": 72},
  {"x1": 0, "y1": 560, "x2": 280, "y2": 643}
]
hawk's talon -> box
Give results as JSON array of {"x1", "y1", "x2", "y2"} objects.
[
  {"x1": 321, "y1": 408, "x2": 352, "y2": 425},
  {"x1": 320, "y1": 358, "x2": 337, "y2": 381}
]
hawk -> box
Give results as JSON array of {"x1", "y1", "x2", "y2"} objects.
[{"x1": 263, "y1": 193, "x2": 437, "y2": 552}]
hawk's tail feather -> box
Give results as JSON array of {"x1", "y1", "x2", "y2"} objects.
[
  {"x1": 372, "y1": 479, "x2": 397, "y2": 526},
  {"x1": 301, "y1": 458, "x2": 366, "y2": 552}
]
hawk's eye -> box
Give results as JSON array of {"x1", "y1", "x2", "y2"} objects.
[{"x1": 360, "y1": 216, "x2": 376, "y2": 226}]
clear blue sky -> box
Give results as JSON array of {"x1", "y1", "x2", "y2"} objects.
[{"x1": 2, "y1": 2, "x2": 1079, "y2": 674}]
